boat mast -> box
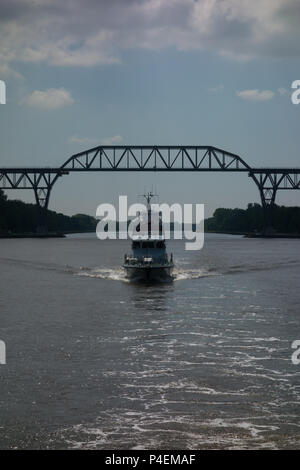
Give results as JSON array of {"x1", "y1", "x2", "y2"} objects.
[{"x1": 138, "y1": 191, "x2": 158, "y2": 238}]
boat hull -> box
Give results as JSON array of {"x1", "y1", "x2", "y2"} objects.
[{"x1": 123, "y1": 264, "x2": 174, "y2": 282}]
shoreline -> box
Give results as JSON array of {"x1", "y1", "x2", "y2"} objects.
[
  {"x1": 1, "y1": 230, "x2": 300, "y2": 239},
  {"x1": 0, "y1": 231, "x2": 66, "y2": 239},
  {"x1": 206, "y1": 230, "x2": 300, "y2": 238},
  {"x1": 0, "y1": 229, "x2": 97, "y2": 239}
]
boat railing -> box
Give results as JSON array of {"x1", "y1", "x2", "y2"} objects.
[{"x1": 124, "y1": 253, "x2": 174, "y2": 266}]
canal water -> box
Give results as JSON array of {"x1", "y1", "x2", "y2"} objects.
[{"x1": 0, "y1": 233, "x2": 299, "y2": 449}]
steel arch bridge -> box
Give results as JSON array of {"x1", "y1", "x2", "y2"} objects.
[{"x1": 1, "y1": 145, "x2": 300, "y2": 234}]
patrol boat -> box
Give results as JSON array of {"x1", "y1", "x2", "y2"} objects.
[{"x1": 123, "y1": 192, "x2": 174, "y2": 282}]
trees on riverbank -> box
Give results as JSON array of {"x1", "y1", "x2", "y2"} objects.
[
  {"x1": 0, "y1": 189, "x2": 96, "y2": 234},
  {"x1": 205, "y1": 203, "x2": 300, "y2": 234}
]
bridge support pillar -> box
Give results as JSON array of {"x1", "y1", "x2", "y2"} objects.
[
  {"x1": 259, "y1": 187, "x2": 277, "y2": 237},
  {"x1": 250, "y1": 172, "x2": 278, "y2": 236},
  {"x1": 261, "y1": 202, "x2": 276, "y2": 236},
  {"x1": 34, "y1": 187, "x2": 52, "y2": 235}
]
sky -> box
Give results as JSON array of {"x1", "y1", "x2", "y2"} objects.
[{"x1": 0, "y1": 0, "x2": 300, "y2": 217}]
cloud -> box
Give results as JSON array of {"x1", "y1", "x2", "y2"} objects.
[
  {"x1": 20, "y1": 88, "x2": 74, "y2": 109},
  {"x1": 278, "y1": 87, "x2": 287, "y2": 95},
  {"x1": 208, "y1": 85, "x2": 224, "y2": 93},
  {"x1": 101, "y1": 135, "x2": 123, "y2": 145},
  {"x1": 0, "y1": 62, "x2": 23, "y2": 79},
  {"x1": 236, "y1": 89, "x2": 275, "y2": 102},
  {"x1": 1, "y1": 0, "x2": 300, "y2": 76},
  {"x1": 68, "y1": 134, "x2": 123, "y2": 147},
  {"x1": 68, "y1": 135, "x2": 98, "y2": 146}
]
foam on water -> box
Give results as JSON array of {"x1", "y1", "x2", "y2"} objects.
[
  {"x1": 173, "y1": 268, "x2": 218, "y2": 281},
  {"x1": 76, "y1": 266, "x2": 218, "y2": 282},
  {"x1": 55, "y1": 410, "x2": 299, "y2": 450},
  {"x1": 77, "y1": 267, "x2": 128, "y2": 282}
]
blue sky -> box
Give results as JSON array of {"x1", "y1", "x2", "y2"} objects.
[{"x1": 0, "y1": 0, "x2": 300, "y2": 217}]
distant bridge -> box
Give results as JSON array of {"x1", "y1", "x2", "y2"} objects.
[{"x1": 1, "y1": 145, "x2": 300, "y2": 234}]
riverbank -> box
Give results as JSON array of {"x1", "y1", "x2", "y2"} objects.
[
  {"x1": 245, "y1": 232, "x2": 300, "y2": 238},
  {"x1": 0, "y1": 228, "x2": 100, "y2": 238},
  {"x1": 2, "y1": 230, "x2": 300, "y2": 239},
  {"x1": 206, "y1": 230, "x2": 300, "y2": 238},
  {"x1": 0, "y1": 231, "x2": 65, "y2": 238}
]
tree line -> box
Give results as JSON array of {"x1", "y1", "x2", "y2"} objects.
[
  {"x1": 1, "y1": 190, "x2": 299, "y2": 235},
  {"x1": 205, "y1": 203, "x2": 300, "y2": 234},
  {"x1": 0, "y1": 189, "x2": 97, "y2": 234}
]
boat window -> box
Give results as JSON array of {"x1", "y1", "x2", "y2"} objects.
[
  {"x1": 156, "y1": 241, "x2": 165, "y2": 248},
  {"x1": 141, "y1": 241, "x2": 155, "y2": 248},
  {"x1": 132, "y1": 241, "x2": 140, "y2": 248}
]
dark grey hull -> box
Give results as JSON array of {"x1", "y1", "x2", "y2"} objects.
[{"x1": 123, "y1": 264, "x2": 174, "y2": 282}]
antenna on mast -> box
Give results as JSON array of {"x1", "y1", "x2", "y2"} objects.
[{"x1": 138, "y1": 190, "x2": 158, "y2": 208}]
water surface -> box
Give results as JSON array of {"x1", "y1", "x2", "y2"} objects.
[{"x1": 0, "y1": 233, "x2": 299, "y2": 449}]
